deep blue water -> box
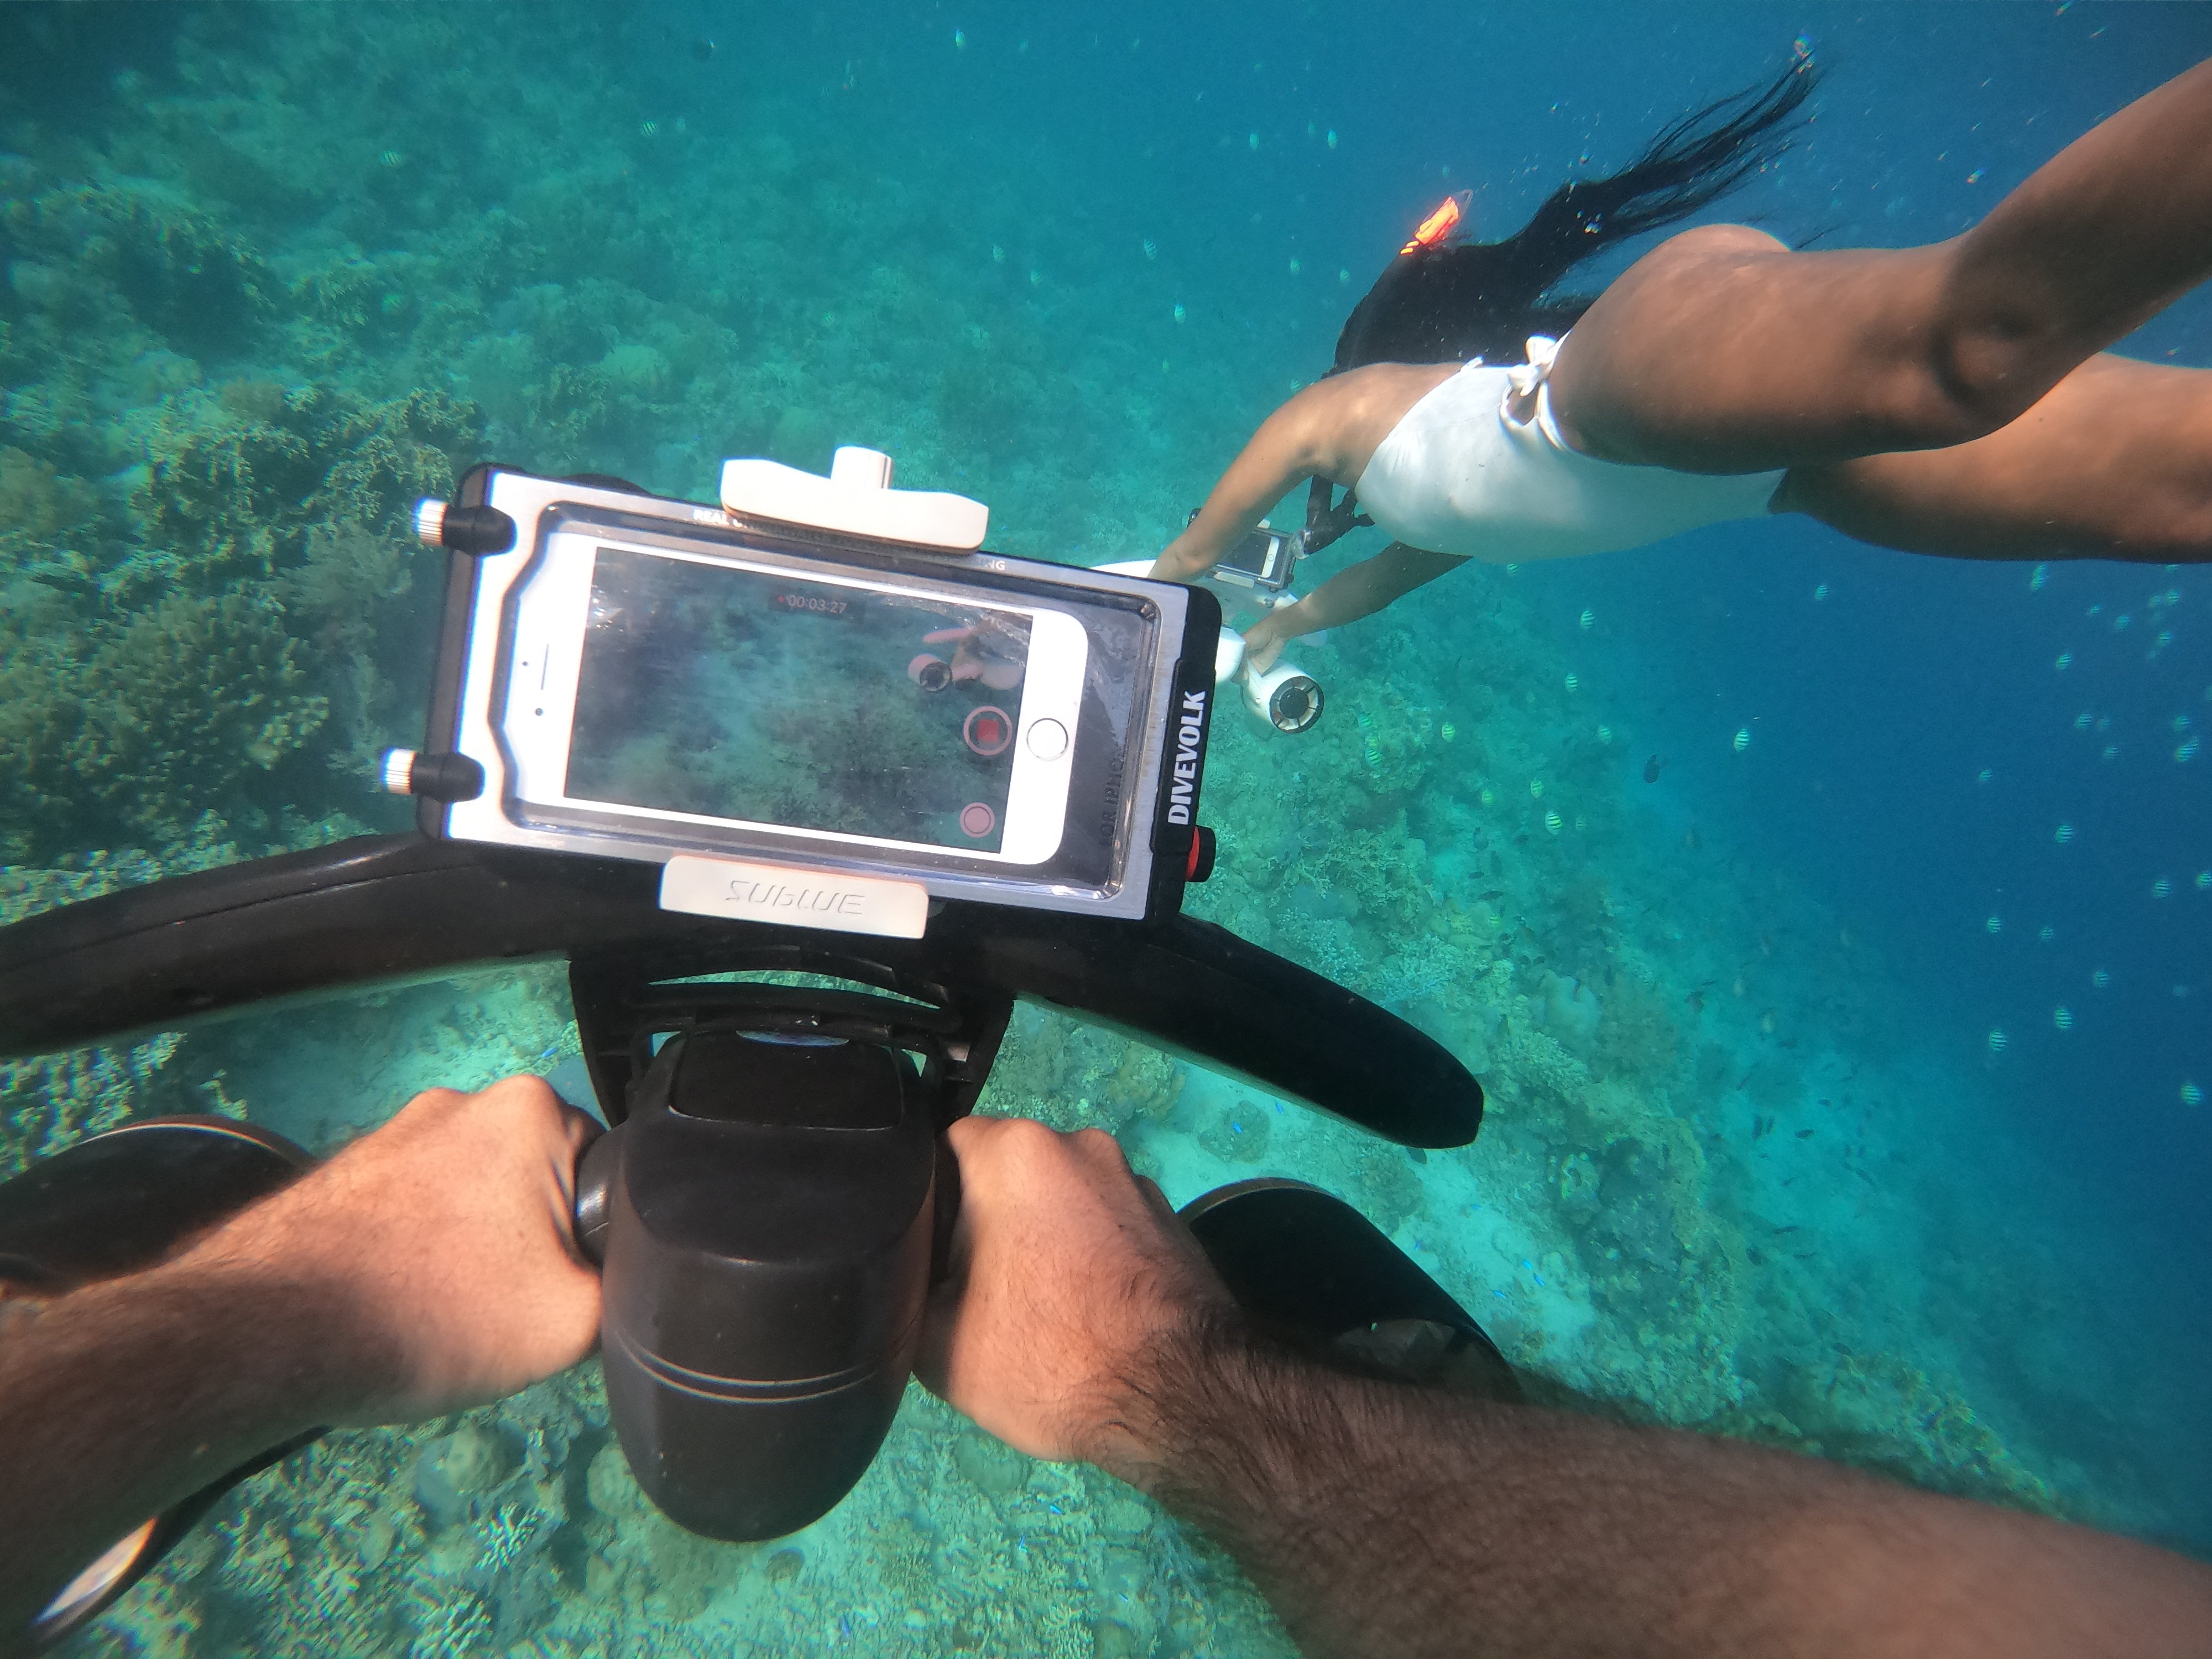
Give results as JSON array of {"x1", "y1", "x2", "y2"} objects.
[{"x1": 5, "y1": 3, "x2": 2210, "y2": 1652}]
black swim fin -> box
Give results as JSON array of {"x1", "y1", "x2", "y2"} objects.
[
  {"x1": 0, "y1": 1117, "x2": 320, "y2": 1651},
  {"x1": 1182, "y1": 1178, "x2": 1521, "y2": 1403}
]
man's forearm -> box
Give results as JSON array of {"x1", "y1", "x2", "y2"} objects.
[
  {"x1": 0, "y1": 1081, "x2": 601, "y2": 1653},
  {"x1": 0, "y1": 1257, "x2": 372, "y2": 1644},
  {"x1": 1103, "y1": 1314, "x2": 2212, "y2": 1659}
]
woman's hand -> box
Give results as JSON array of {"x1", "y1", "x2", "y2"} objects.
[{"x1": 1241, "y1": 608, "x2": 1295, "y2": 674}]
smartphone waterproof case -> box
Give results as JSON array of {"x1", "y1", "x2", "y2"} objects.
[{"x1": 410, "y1": 458, "x2": 1218, "y2": 928}]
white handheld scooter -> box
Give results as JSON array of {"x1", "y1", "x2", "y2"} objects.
[{"x1": 1095, "y1": 544, "x2": 1324, "y2": 735}]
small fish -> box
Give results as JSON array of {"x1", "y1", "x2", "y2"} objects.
[
  {"x1": 1142, "y1": 237, "x2": 1158, "y2": 260},
  {"x1": 2052, "y1": 1006, "x2": 2073, "y2": 1031},
  {"x1": 691, "y1": 36, "x2": 716, "y2": 60},
  {"x1": 639, "y1": 119, "x2": 660, "y2": 137},
  {"x1": 378, "y1": 148, "x2": 405, "y2": 168},
  {"x1": 1477, "y1": 889, "x2": 1504, "y2": 902},
  {"x1": 1543, "y1": 810, "x2": 1563, "y2": 835},
  {"x1": 1172, "y1": 302, "x2": 1186, "y2": 322},
  {"x1": 2029, "y1": 562, "x2": 2048, "y2": 591},
  {"x1": 953, "y1": 27, "x2": 967, "y2": 47},
  {"x1": 1987, "y1": 1027, "x2": 2007, "y2": 1055},
  {"x1": 1327, "y1": 129, "x2": 1338, "y2": 149},
  {"x1": 2054, "y1": 823, "x2": 2075, "y2": 843},
  {"x1": 2183, "y1": 1082, "x2": 2204, "y2": 1107},
  {"x1": 1732, "y1": 727, "x2": 1750, "y2": 753},
  {"x1": 2152, "y1": 877, "x2": 2172, "y2": 899},
  {"x1": 1563, "y1": 672, "x2": 1579, "y2": 692},
  {"x1": 1596, "y1": 724, "x2": 1613, "y2": 744},
  {"x1": 1440, "y1": 722, "x2": 1456, "y2": 742},
  {"x1": 2091, "y1": 967, "x2": 2111, "y2": 989},
  {"x1": 1985, "y1": 915, "x2": 2002, "y2": 935},
  {"x1": 1406, "y1": 1146, "x2": 1427, "y2": 1165},
  {"x1": 1684, "y1": 990, "x2": 1705, "y2": 1014},
  {"x1": 1579, "y1": 608, "x2": 1595, "y2": 630},
  {"x1": 2055, "y1": 652, "x2": 2073, "y2": 670},
  {"x1": 1813, "y1": 582, "x2": 1829, "y2": 601},
  {"x1": 1643, "y1": 754, "x2": 1664, "y2": 784},
  {"x1": 1528, "y1": 778, "x2": 1544, "y2": 799},
  {"x1": 1794, "y1": 1129, "x2": 1815, "y2": 1140},
  {"x1": 1759, "y1": 1009, "x2": 1778, "y2": 1036}
]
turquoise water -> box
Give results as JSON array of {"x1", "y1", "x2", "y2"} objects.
[{"x1": 3, "y1": 3, "x2": 2208, "y2": 1654}]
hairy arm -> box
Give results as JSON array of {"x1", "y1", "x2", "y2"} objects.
[
  {"x1": 0, "y1": 1079, "x2": 600, "y2": 1646},
  {"x1": 921, "y1": 1117, "x2": 2212, "y2": 1659},
  {"x1": 1117, "y1": 1313, "x2": 2212, "y2": 1659}
]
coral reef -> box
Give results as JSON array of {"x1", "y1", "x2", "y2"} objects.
[{"x1": 1, "y1": 592, "x2": 328, "y2": 855}]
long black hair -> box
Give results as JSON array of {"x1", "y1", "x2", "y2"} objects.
[{"x1": 1332, "y1": 54, "x2": 1820, "y2": 372}]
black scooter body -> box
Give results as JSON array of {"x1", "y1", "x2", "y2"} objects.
[{"x1": 581, "y1": 1030, "x2": 943, "y2": 1541}]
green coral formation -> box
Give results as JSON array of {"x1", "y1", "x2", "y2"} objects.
[
  {"x1": 2, "y1": 592, "x2": 328, "y2": 853},
  {"x1": 0, "y1": 374, "x2": 477, "y2": 862}
]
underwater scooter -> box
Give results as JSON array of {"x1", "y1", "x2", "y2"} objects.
[
  {"x1": 1094, "y1": 476, "x2": 1380, "y2": 738},
  {"x1": 0, "y1": 451, "x2": 1484, "y2": 1645},
  {"x1": 1091, "y1": 547, "x2": 1326, "y2": 738}
]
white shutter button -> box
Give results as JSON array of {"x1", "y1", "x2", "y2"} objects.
[{"x1": 1026, "y1": 718, "x2": 1068, "y2": 760}]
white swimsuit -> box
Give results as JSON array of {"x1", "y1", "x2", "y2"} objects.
[{"x1": 1354, "y1": 336, "x2": 1785, "y2": 564}]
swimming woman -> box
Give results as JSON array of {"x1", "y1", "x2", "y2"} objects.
[{"x1": 1152, "y1": 54, "x2": 2212, "y2": 671}]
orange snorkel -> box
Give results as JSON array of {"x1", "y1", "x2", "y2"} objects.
[{"x1": 1400, "y1": 190, "x2": 1473, "y2": 255}]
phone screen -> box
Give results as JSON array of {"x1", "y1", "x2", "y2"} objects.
[
  {"x1": 1217, "y1": 530, "x2": 1272, "y2": 576},
  {"x1": 564, "y1": 548, "x2": 1036, "y2": 852}
]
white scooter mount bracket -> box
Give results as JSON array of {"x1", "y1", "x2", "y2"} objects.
[{"x1": 720, "y1": 446, "x2": 989, "y2": 550}]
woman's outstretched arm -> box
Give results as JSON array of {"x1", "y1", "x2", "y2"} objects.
[
  {"x1": 1151, "y1": 363, "x2": 1456, "y2": 581},
  {"x1": 1241, "y1": 544, "x2": 1469, "y2": 671}
]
